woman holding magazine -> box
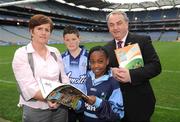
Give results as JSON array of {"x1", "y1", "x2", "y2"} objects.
[{"x1": 12, "y1": 14, "x2": 69, "y2": 122}]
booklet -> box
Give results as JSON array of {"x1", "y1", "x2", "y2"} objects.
[
  {"x1": 114, "y1": 43, "x2": 144, "y2": 69},
  {"x1": 38, "y1": 78, "x2": 88, "y2": 109}
]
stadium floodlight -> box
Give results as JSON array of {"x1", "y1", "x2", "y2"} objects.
[
  {"x1": 77, "y1": 5, "x2": 87, "y2": 9},
  {"x1": 160, "y1": 6, "x2": 174, "y2": 9},
  {"x1": 0, "y1": 0, "x2": 47, "y2": 7},
  {"x1": 55, "y1": 0, "x2": 66, "y2": 4},
  {"x1": 175, "y1": 5, "x2": 180, "y2": 8},
  {"x1": 102, "y1": 8, "x2": 113, "y2": 11},
  {"x1": 147, "y1": 7, "x2": 159, "y2": 10},
  {"x1": 89, "y1": 7, "x2": 99, "y2": 11},
  {"x1": 66, "y1": 3, "x2": 75, "y2": 6},
  {"x1": 131, "y1": 8, "x2": 146, "y2": 11}
]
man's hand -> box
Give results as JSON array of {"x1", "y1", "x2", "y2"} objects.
[{"x1": 112, "y1": 67, "x2": 131, "y2": 83}]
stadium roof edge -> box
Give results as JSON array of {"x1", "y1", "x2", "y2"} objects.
[
  {"x1": 0, "y1": 0, "x2": 47, "y2": 7},
  {"x1": 56, "y1": 0, "x2": 180, "y2": 11},
  {"x1": 0, "y1": 0, "x2": 180, "y2": 11}
]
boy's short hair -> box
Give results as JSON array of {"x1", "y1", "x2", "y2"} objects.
[
  {"x1": 29, "y1": 14, "x2": 54, "y2": 32},
  {"x1": 63, "y1": 25, "x2": 79, "y2": 37}
]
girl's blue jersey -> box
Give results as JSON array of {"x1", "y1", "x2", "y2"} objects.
[{"x1": 80, "y1": 71, "x2": 124, "y2": 122}]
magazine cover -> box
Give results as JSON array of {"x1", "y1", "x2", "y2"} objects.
[
  {"x1": 38, "y1": 78, "x2": 88, "y2": 109},
  {"x1": 115, "y1": 43, "x2": 144, "y2": 69}
]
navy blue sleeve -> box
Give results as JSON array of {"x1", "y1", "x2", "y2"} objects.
[
  {"x1": 96, "y1": 100, "x2": 119, "y2": 121},
  {"x1": 94, "y1": 80, "x2": 124, "y2": 121}
]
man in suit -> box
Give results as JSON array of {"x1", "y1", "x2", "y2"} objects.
[{"x1": 104, "y1": 9, "x2": 161, "y2": 122}]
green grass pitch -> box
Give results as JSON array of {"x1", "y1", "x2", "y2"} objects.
[{"x1": 0, "y1": 41, "x2": 180, "y2": 122}]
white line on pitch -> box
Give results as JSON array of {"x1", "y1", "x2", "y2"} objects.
[
  {"x1": 0, "y1": 62, "x2": 11, "y2": 64},
  {"x1": 0, "y1": 80, "x2": 179, "y2": 111},
  {"x1": 0, "y1": 79, "x2": 15, "y2": 84},
  {"x1": 156, "y1": 105, "x2": 180, "y2": 111},
  {"x1": 163, "y1": 70, "x2": 180, "y2": 73}
]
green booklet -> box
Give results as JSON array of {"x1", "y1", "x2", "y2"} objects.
[{"x1": 115, "y1": 43, "x2": 144, "y2": 69}]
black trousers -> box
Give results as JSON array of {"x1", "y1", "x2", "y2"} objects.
[
  {"x1": 68, "y1": 108, "x2": 84, "y2": 122},
  {"x1": 121, "y1": 117, "x2": 150, "y2": 122}
]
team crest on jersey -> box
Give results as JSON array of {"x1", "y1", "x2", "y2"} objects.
[{"x1": 101, "y1": 92, "x2": 107, "y2": 100}]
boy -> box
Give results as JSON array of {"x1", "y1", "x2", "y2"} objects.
[{"x1": 61, "y1": 25, "x2": 88, "y2": 122}]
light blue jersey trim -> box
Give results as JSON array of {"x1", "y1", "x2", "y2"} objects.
[
  {"x1": 109, "y1": 88, "x2": 124, "y2": 119},
  {"x1": 93, "y1": 97, "x2": 102, "y2": 108},
  {"x1": 84, "y1": 111, "x2": 98, "y2": 119},
  {"x1": 88, "y1": 71, "x2": 110, "y2": 86},
  {"x1": 75, "y1": 100, "x2": 82, "y2": 110}
]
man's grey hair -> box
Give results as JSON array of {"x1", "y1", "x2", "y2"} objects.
[{"x1": 106, "y1": 9, "x2": 129, "y2": 23}]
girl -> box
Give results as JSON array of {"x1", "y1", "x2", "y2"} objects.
[{"x1": 77, "y1": 46, "x2": 124, "y2": 122}]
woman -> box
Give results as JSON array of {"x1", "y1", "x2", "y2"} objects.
[{"x1": 12, "y1": 14, "x2": 69, "y2": 122}]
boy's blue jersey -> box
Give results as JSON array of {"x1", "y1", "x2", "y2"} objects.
[{"x1": 61, "y1": 46, "x2": 88, "y2": 94}]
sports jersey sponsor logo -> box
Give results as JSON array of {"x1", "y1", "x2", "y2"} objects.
[{"x1": 67, "y1": 72, "x2": 87, "y2": 84}]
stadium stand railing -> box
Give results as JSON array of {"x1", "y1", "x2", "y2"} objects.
[{"x1": 0, "y1": 0, "x2": 180, "y2": 45}]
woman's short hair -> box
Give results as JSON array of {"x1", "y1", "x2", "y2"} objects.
[{"x1": 28, "y1": 14, "x2": 54, "y2": 32}]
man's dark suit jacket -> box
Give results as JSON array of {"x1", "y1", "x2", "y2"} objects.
[{"x1": 104, "y1": 32, "x2": 161, "y2": 121}]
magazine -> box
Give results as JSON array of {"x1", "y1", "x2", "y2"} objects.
[
  {"x1": 38, "y1": 78, "x2": 88, "y2": 109},
  {"x1": 115, "y1": 43, "x2": 144, "y2": 69}
]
